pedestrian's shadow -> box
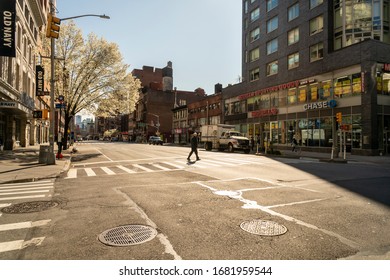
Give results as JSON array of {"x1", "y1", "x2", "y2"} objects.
[{"x1": 187, "y1": 161, "x2": 196, "y2": 165}]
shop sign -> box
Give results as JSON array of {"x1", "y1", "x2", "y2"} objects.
[
  {"x1": 383, "y1": 64, "x2": 390, "y2": 72},
  {"x1": 0, "y1": 101, "x2": 16, "y2": 108},
  {"x1": 250, "y1": 108, "x2": 278, "y2": 118},
  {"x1": 36, "y1": 65, "x2": 45, "y2": 96},
  {"x1": 0, "y1": 0, "x2": 16, "y2": 57},
  {"x1": 238, "y1": 81, "x2": 301, "y2": 100},
  {"x1": 303, "y1": 100, "x2": 337, "y2": 111}
]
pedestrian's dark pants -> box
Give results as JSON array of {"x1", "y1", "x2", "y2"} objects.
[{"x1": 188, "y1": 148, "x2": 199, "y2": 160}]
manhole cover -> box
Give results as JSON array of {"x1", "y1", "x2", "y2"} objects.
[
  {"x1": 240, "y1": 219, "x2": 287, "y2": 236},
  {"x1": 98, "y1": 225, "x2": 158, "y2": 246},
  {"x1": 1, "y1": 201, "x2": 58, "y2": 214}
]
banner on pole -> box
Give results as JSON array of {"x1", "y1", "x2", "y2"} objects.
[{"x1": 0, "y1": 0, "x2": 16, "y2": 57}]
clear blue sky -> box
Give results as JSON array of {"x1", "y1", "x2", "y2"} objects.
[{"x1": 56, "y1": 0, "x2": 242, "y2": 95}]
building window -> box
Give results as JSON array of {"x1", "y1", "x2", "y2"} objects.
[
  {"x1": 249, "y1": 48, "x2": 260, "y2": 62},
  {"x1": 310, "y1": 42, "x2": 324, "y2": 62},
  {"x1": 250, "y1": 27, "x2": 260, "y2": 42},
  {"x1": 288, "y1": 52, "x2": 299, "y2": 69},
  {"x1": 266, "y1": 38, "x2": 278, "y2": 55},
  {"x1": 310, "y1": 15, "x2": 324, "y2": 35},
  {"x1": 244, "y1": 0, "x2": 248, "y2": 14},
  {"x1": 267, "y1": 16, "x2": 278, "y2": 33},
  {"x1": 267, "y1": 60, "x2": 278, "y2": 76},
  {"x1": 267, "y1": 0, "x2": 278, "y2": 12},
  {"x1": 288, "y1": 3, "x2": 299, "y2": 22},
  {"x1": 250, "y1": 67, "x2": 260, "y2": 81},
  {"x1": 288, "y1": 27, "x2": 299, "y2": 45},
  {"x1": 310, "y1": 0, "x2": 323, "y2": 9},
  {"x1": 251, "y1": 8, "x2": 260, "y2": 22}
]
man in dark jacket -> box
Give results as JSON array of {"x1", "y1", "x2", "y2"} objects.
[{"x1": 187, "y1": 132, "x2": 200, "y2": 161}]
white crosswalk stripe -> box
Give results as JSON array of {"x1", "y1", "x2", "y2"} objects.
[
  {"x1": 65, "y1": 157, "x2": 265, "y2": 179},
  {"x1": 0, "y1": 180, "x2": 54, "y2": 202}
]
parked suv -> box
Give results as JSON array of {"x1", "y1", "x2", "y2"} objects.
[{"x1": 148, "y1": 136, "x2": 163, "y2": 145}]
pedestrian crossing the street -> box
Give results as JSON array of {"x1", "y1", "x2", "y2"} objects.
[
  {"x1": 0, "y1": 180, "x2": 55, "y2": 203},
  {"x1": 65, "y1": 157, "x2": 264, "y2": 179}
]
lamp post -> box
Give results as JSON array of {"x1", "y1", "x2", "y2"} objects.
[{"x1": 45, "y1": 0, "x2": 109, "y2": 164}]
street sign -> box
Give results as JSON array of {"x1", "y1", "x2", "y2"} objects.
[{"x1": 55, "y1": 103, "x2": 66, "y2": 109}]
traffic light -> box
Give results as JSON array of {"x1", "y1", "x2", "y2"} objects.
[
  {"x1": 336, "y1": 112, "x2": 342, "y2": 124},
  {"x1": 46, "y1": 14, "x2": 61, "y2": 39}
]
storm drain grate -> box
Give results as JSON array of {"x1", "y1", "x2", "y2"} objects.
[
  {"x1": 98, "y1": 225, "x2": 158, "y2": 246},
  {"x1": 240, "y1": 219, "x2": 287, "y2": 236},
  {"x1": 1, "y1": 201, "x2": 58, "y2": 214}
]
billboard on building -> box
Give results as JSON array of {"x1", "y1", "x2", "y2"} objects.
[{"x1": 0, "y1": 0, "x2": 16, "y2": 57}]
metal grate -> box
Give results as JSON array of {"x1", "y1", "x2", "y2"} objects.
[
  {"x1": 98, "y1": 225, "x2": 158, "y2": 246},
  {"x1": 240, "y1": 219, "x2": 287, "y2": 236},
  {"x1": 1, "y1": 201, "x2": 58, "y2": 214}
]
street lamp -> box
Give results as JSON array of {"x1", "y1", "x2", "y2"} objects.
[{"x1": 45, "y1": 0, "x2": 109, "y2": 164}]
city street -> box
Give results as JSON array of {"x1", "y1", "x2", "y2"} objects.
[{"x1": 1, "y1": 141, "x2": 390, "y2": 260}]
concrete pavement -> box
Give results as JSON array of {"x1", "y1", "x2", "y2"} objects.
[
  {"x1": 0, "y1": 144, "x2": 71, "y2": 184},
  {"x1": 1, "y1": 142, "x2": 389, "y2": 184}
]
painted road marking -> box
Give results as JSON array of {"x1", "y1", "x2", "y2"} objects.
[
  {"x1": 162, "y1": 162, "x2": 185, "y2": 169},
  {"x1": 66, "y1": 169, "x2": 77, "y2": 179},
  {"x1": 151, "y1": 164, "x2": 170, "y2": 171},
  {"x1": 133, "y1": 164, "x2": 154, "y2": 172},
  {"x1": 0, "y1": 220, "x2": 51, "y2": 232},
  {"x1": 116, "y1": 165, "x2": 136, "y2": 174},
  {"x1": 0, "y1": 237, "x2": 45, "y2": 253},
  {"x1": 101, "y1": 167, "x2": 115, "y2": 175},
  {"x1": 84, "y1": 168, "x2": 96, "y2": 177},
  {"x1": 0, "y1": 194, "x2": 46, "y2": 201}
]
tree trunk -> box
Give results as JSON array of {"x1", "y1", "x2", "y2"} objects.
[{"x1": 62, "y1": 113, "x2": 72, "y2": 150}]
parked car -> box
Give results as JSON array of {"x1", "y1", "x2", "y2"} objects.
[{"x1": 148, "y1": 136, "x2": 163, "y2": 145}]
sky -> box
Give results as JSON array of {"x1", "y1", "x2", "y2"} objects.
[{"x1": 56, "y1": 0, "x2": 242, "y2": 95}]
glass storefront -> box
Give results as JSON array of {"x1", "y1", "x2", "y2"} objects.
[{"x1": 224, "y1": 69, "x2": 365, "y2": 151}]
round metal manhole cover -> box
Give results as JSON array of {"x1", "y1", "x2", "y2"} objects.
[
  {"x1": 98, "y1": 225, "x2": 158, "y2": 246},
  {"x1": 1, "y1": 201, "x2": 58, "y2": 214},
  {"x1": 240, "y1": 219, "x2": 287, "y2": 236}
]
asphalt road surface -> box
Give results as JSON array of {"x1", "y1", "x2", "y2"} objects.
[{"x1": 1, "y1": 141, "x2": 389, "y2": 260}]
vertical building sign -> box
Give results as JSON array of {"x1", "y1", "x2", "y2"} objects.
[
  {"x1": 36, "y1": 65, "x2": 45, "y2": 96},
  {"x1": 0, "y1": 0, "x2": 16, "y2": 57}
]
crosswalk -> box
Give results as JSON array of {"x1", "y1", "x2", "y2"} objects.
[
  {"x1": 66, "y1": 157, "x2": 263, "y2": 179},
  {"x1": 0, "y1": 180, "x2": 54, "y2": 202},
  {"x1": 0, "y1": 180, "x2": 55, "y2": 255}
]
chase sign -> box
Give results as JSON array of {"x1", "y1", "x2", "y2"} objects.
[{"x1": 303, "y1": 100, "x2": 337, "y2": 111}]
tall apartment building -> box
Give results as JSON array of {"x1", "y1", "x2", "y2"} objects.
[{"x1": 223, "y1": 0, "x2": 390, "y2": 155}]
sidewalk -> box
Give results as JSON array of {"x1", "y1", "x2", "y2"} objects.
[
  {"x1": 256, "y1": 147, "x2": 390, "y2": 164},
  {"x1": 0, "y1": 144, "x2": 72, "y2": 184}
]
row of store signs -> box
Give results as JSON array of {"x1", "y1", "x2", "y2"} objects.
[{"x1": 248, "y1": 99, "x2": 338, "y2": 118}]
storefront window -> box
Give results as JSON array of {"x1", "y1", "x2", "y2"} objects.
[
  {"x1": 288, "y1": 88, "x2": 297, "y2": 105},
  {"x1": 380, "y1": 73, "x2": 390, "y2": 95},
  {"x1": 321, "y1": 80, "x2": 332, "y2": 99},
  {"x1": 271, "y1": 92, "x2": 278, "y2": 107},
  {"x1": 352, "y1": 73, "x2": 362, "y2": 94},
  {"x1": 309, "y1": 84, "x2": 317, "y2": 101},
  {"x1": 260, "y1": 94, "x2": 270, "y2": 109},
  {"x1": 298, "y1": 86, "x2": 307, "y2": 103},
  {"x1": 279, "y1": 90, "x2": 287, "y2": 106}
]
